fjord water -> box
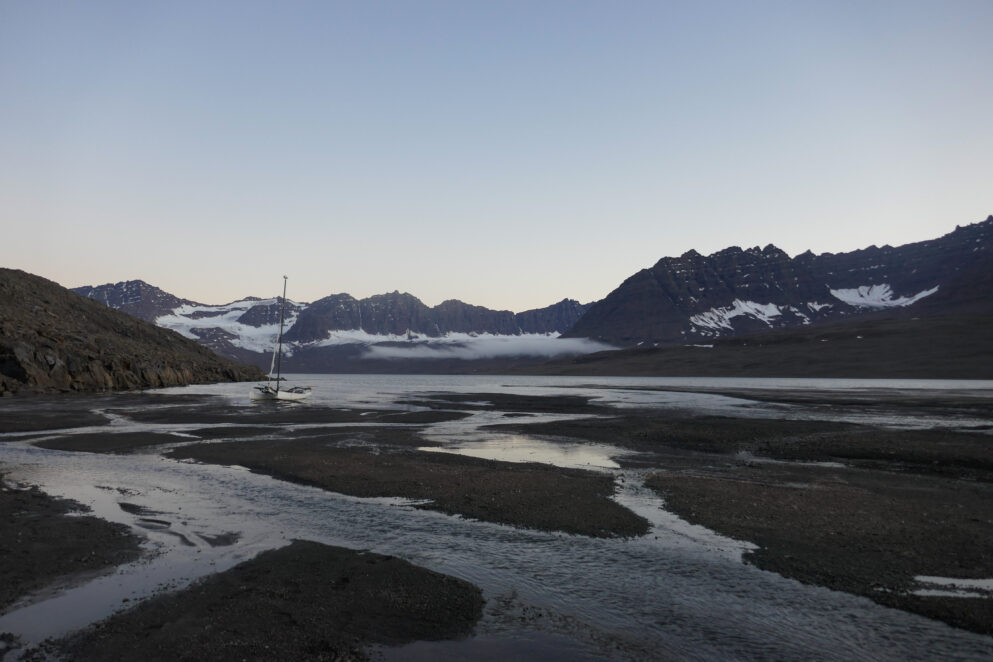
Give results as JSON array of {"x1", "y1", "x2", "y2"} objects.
[{"x1": 1, "y1": 375, "x2": 992, "y2": 661}]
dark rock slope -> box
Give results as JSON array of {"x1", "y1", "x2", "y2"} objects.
[
  {"x1": 0, "y1": 269, "x2": 264, "y2": 395},
  {"x1": 565, "y1": 215, "x2": 993, "y2": 345}
]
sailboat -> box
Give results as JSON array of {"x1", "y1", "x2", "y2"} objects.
[{"x1": 250, "y1": 276, "x2": 312, "y2": 402}]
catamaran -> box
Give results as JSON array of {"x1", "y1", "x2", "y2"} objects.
[{"x1": 250, "y1": 276, "x2": 312, "y2": 402}]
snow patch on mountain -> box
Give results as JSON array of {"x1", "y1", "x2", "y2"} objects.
[
  {"x1": 829, "y1": 284, "x2": 939, "y2": 309},
  {"x1": 689, "y1": 300, "x2": 784, "y2": 331},
  {"x1": 155, "y1": 298, "x2": 301, "y2": 354}
]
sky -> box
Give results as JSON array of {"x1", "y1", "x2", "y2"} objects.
[{"x1": 2, "y1": 1, "x2": 991, "y2": 311}]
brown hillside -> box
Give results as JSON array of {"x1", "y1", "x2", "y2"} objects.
[{"x1": 0, "y1": 269, "x2": 264, "y2": 395}]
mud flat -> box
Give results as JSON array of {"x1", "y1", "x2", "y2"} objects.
[
  {"x1": 0, "y1": 473, "x2": 142, "y2": 613},
  {"x1": 168, "y1": 431, "x2": 649, "y2": 538},
  {"x1": 4, "y1": 384, "x2": 993, "y2": 657},
  {"x1": 0, "y1": 396, "x2": 113, "y2": 434},
  {"x1": 493, "y1": 408, "x2": 993, "y2": 634},
  {"x1": 58, "y1": 540, "x2": 483, "y2": 662},
  {"x1": 0, "y1": 395, "x2": 488, "y2": 661}
]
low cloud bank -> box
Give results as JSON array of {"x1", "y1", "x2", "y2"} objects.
[{"x1": 361, "y1": 333, "x2": 614, "y2": 360}]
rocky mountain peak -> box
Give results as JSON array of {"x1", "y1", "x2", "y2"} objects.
[
  {"x1": 565, "y1": 215, "x2": 993, "y2": 346},
  {"x1": 72, "y1": 280, "x2": 199, "y2": 323}
]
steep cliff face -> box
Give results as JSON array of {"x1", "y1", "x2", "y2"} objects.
[
  {"x1": 1, "y1": 269, "x2": 264, "y2": 395},
  {"x1": 565, "y1": 216, "x2": 992, "y2": 345}
]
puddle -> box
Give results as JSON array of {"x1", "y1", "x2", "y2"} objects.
[
  {"x1": 913, "y1": 576, "x2": 993, "y2": 598},
  {"x1": 735, "y1": 451, "x2": 847, "y2": 469},
  {"x1": 611, "y1": 474, "x2": 757, "y2": 562},
  {"x1": 418, "y1": 435, "x2": 626, "y2": 470}
]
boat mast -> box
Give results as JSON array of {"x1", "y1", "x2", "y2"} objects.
[
  {"x1": 266, "y1": 346, "x2": 277, "y2": 384},
  {"x1": 275, "y1": 275, "x2": 287, "y2": 393}
]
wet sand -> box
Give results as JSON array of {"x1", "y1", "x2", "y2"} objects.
[
  {"x1": 59, "y1": 540, "x2": 483, "y2": 662},
  {"x1": 0, "y1": 474, "x2": 142, "y2": 613},
  {"x1": 168, "y1": 433, "x2": 649, "y2": 538}
]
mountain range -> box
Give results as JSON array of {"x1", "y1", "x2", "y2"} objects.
[
  {"x1": 71, "y1": 215, "x2": 992, "y2": 374},
  {"x1": 566, "y1": 215, "x2": 992, "y2": 345},
  {"x1": 72, "y1": 283, "x2": 599, "y2": 371}
]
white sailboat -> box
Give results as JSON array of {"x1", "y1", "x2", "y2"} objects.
[{"x1": 250, "y1": 276, "x2": 312, "y2": 402}]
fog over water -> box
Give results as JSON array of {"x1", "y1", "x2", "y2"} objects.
[{"x1": 359, "y1": 334, "x2": 615, "y2": 360}]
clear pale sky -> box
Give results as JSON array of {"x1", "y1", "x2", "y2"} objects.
[{"x1": 2, "y1": 1, "x2": 990, "y2": 311}]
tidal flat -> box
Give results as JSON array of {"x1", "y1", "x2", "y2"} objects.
[{"x1": 1, "y1": 376, "x2": 992, "y2": 661}]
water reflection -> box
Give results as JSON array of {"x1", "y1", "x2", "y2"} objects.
[{"x1": 419, "y1": 435, "x2": 625, "y2": 470}]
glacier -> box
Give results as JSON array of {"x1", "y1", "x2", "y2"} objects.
[{"x1": 155, "y1": 298, "x2": 301, "y2": 355}]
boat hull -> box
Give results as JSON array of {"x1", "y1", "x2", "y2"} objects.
[{"x1": 250, "y1": 386, "x2": 311, "y2": 402}]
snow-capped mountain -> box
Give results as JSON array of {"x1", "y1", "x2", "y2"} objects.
[
  {"x1": 564, "y1": 215, "x2": 992, "y2": 345},
  {"x1": 73, "y1": 215, "x2": 991, "y2": 370},
  {"x1": 72, "y1": 283, "x2": 599, "y2": 370},
  {"x1": 154, "y1": 297, "x2": 308, "y2": 358}
]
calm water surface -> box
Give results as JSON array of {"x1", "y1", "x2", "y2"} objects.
[{"x1": 1, "y1": 375, "x2": 992, "y2": 661}]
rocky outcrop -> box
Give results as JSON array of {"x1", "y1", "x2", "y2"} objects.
[
  {"x1": 565, "y1": 216, "x2": 993, "y2": 345},
  {"x1": 1, "y1": 269, "x2": 264, "y2": 395}
]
